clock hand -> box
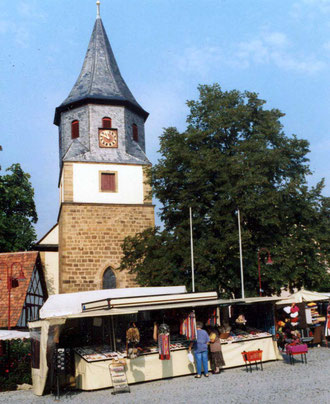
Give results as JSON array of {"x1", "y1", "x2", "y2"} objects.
[{"x1": 103, "y1": 133, "x2": 110, "y2": 139}]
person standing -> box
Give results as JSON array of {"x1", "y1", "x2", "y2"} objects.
[
  {"x1": 126, "y1": 322, "x2": 140, "y2": 359},
  {"x1": 189, "y1": 321, "x2": 210, "y2": 378},
  {"x1": 209, "y1": 331, "x2": 225, "y2": 374}
]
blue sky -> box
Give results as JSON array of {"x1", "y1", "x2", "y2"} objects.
[{"x1": 1, "y1": 0, "x2": 329, "y2": 239}]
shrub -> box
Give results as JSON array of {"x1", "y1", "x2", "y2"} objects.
[{"x1": 0, "y1": 339, "x2": 31, "y2": 392}]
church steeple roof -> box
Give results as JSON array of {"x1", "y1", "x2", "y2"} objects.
[{"x1": 54, "y1": 15, "x2": 148, "y2": 125}]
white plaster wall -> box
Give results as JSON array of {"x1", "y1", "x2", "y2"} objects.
[
  {"x1": 39, "y1": 224, "x2": 58, "y2": 245},
  {"x1": 73, "y1": 163, "x2": 144, "y2": 204},
  {"x1": 40, "y1": 251, "x2": 59, "y2": 295}
]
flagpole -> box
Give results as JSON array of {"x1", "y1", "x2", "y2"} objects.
[
  {"x1": 189, "y1": 207, "x2": 195, "y2": 293},
  {"x1": 238, "y1": 209, "x2": 245, "y2": 298}
]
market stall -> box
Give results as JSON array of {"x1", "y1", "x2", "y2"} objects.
[
  {"x1": 275, "y1": 289, "x2": 330, "y2": 345},
  {"x1": 29, "y1": 287, "x2": 281, "y2": 395}
]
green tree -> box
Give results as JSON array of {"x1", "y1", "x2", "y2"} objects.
[
  {"x1": 120, "y1": 84, "x2": 330, "y2": 297},
  {"x1": 0, "y1": 163, "x2": 38, "y2": 252}
]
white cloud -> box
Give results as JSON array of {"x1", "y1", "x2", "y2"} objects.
[
  {"x1": 171, "y1": 45, "x2": 223, "y2": 77},
  {"x1": 18, "y1": 1, "x2": 46, "y2": 21},
  {"x1": 13, "y1": 25, "x2": 30, "y2": 47},
  {"x1": 235, "y1": 31, "x2": 325, "y2": 74},
  {"x1": 313, "y1": 138, "x2": 330, "y2": 151},
  {"x1": 291, "y1": 0, "x2": 330, "y2": 19},
  {"x1": 264, "y1": 32, "x2": 288, "y2": 48},
  {"x1": 301, "y1": 0, "x2": 330, "y2": 12},
  {"x1": 0, "y1": 18, "x2": 30, "y2": 47},
  {"x1": 236, "y1": 39, "x2": 270, "y2": 65},
  {"x1": 168, "y1": 30, "x2": 325, "y2": 77},
  {"x1": 0, "y1": 20, "x2": 9, "y2": 34},
  {"x1": 0, "y1": 2, "x2": 47, "y2": 47}
]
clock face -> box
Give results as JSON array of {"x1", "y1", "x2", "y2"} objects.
[{"x1": 99, "y1": 129, "x2": 118, "y2": 148}]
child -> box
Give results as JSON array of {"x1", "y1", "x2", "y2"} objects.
[{"x1": 209, "y1": 331, "x2": 225, "y2": 374}]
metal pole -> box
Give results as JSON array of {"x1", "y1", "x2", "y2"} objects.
[
  {"x1": 7, "y1": 265, "x2": 11, "y2": 330},
  {"x1": 258, "y1": 251, "x2": 262, "y2": 297},
  {"x1": 237, "y1": 209, "x2": 245, "y2": 299},
  {"x1": 189, "y1": 207, "x2": 195, "y2": 293},
  {"x1": 111, "y1": 315, "x2": 116, "y2": 351}
]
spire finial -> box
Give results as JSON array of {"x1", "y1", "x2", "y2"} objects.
[{"x1": 96, "y1": 1, "x2": 101, "y2": 18}]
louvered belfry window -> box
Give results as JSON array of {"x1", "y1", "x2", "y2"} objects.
[
  {"x1": 71, "y1": 120, "x2": 79, "y2": 139},
  {"x1": 102, "y1": 117, "x2": 112, "y2": 128},
  {"x1": 101, "y1": 172, "x2": 116, "y2": 192},
  {"x1": 133, "y1": 123, "x2": 138, "y2": 142}
]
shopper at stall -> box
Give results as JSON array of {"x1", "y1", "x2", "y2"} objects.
[
  {"x1": 209, "y1": 331, "x2": 225, "y2": 374},
  {"x1": 189, "y1": 321, "x2": 210, "y2": 378},
  {"x1": 126, "y1": 322, "x2": 140, "y2": 359},
  {"x1": 276, "y1": 321, "x2": 286, "y2": 351},
  {"x1": 235, "y1": 314, "x2": 247, "y2": 330}
]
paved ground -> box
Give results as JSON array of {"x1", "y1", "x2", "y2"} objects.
[{"x1": 0, "y1": 348, "x2": 329, "y2": 404}]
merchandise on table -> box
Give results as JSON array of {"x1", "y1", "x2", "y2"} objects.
[
  {"x1": 220, "y1": 329, "x2": 271, "y2": 344},
  {"x1": 306, "y1": 302, "x2": 325, "y2": 324},
  {"x1": 74, "y1": 346, "x2": 124, "y2": 362}
]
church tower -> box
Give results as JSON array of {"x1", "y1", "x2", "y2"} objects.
[{"x1": 54, "y1": 3, "x2": 154, "y2": 293}]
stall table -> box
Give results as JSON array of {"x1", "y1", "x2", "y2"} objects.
[{"x1": 74, "y1": 336, "x2": 281, "y2": 390}]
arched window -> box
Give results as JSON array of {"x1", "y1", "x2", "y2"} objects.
[
  {"x1": 103, "y1": 267, "x2": 116, "y2": 289},
  {"x1": 71, "y1": 120, "x2": 79, "y2": 139},
  {"x1": 132, "y1": 123, "x2": 138, "y2": 142},
  {"x1": 102, "y1": 117, "x2": 112, "y2": 128}
]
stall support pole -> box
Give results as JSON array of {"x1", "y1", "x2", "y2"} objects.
[
  {"x1": 111, "y1": 316, "x2": 116, "y2": 352},
  {"x1": 189, "y1": 207, "x2": 195, "y2": 293}
]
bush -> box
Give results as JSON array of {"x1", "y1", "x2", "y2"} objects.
[{"x1": 0, "y1": 339, "x2": 31, "y2": 392}]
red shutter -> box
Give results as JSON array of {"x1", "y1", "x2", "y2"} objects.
[
  {"x1": 101, "y1": 173, "x2": 116, "y2": 191},
  {"x1": 133, "y1": 124, "x2": 138, "y2": 142},
  {"x1": 71, "y1": 120, "x2": 79, "y2": 139},
  {"x1": 102, "y1": 117, "x2": 112, "y2": 128}
]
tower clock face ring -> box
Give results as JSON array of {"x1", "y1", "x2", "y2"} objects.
[{"x1": 99, "y1": 128, "x2": 118, "y2": 148}]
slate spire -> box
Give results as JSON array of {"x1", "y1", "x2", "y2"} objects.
[{"x1": 54, "y1": 8, "x2": 148, "y2": 125}]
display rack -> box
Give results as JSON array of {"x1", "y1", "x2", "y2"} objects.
[{"x1": 108, "y1": 359, "x2": 130, "y2": 394}]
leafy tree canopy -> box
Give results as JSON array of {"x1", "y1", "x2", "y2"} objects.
[
  {"x1": 120, "y1": 84, "x2": 330, "y2": 297},
  {"x1": 0, "y1": 163, "x2": 38, "y2": 252}
]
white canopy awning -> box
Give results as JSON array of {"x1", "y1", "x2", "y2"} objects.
[
  {"x1": 82, "y1": 292, "x2": 217, "y2": 311},
  {"x1": 40, "y1": 286, "x2": 187, "y2": 319},
  {"x1": 276, "y1": 289, "x2": 330, "y2": 305},
  {"x1": 0, "y1": 330, "x2": 30, "y2": 341},
  {"x1": 64, "y1": 299, "x2": 221, "y2": 319}
]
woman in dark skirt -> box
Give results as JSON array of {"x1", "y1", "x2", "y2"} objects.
[{"x1": 209, "y1": 331, "x2": 225, "y2": 374}]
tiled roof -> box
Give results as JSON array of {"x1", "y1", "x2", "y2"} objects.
[
  {"x1": 0, "y1": 252, "x2": 39, "y2": 329},
  {"x1": 54, "y1": 17, "x2": 148, "y2": 125}
]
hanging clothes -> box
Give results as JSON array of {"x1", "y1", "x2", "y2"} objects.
[
  {"x1": 180, "y1": 312, "x2": 197, "y2": 341},
  {"x1": 206, "y1": 309, "x2": 217, "y2": 327},
  {"x1": 158, "y1": 323, "x2": 170, "y2": 360},
  {"x1": 325, "y1": 304, "x2": 330, "y2": 337}
]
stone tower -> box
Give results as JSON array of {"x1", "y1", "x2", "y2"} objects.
[{"x1": 54, "y1": 5, "x2": 154, "y2": 293}]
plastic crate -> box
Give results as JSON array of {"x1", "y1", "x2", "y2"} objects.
[{"x1": 241, "y1": 349, "x2": 263, "y2": 372}]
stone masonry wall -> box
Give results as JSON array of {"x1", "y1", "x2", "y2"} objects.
[{"x1": 58, "y1": 203, "x2": 155, "y2": 293}]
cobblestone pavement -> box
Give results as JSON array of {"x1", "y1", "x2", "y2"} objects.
[{"x1": 0, "y1": 348, "x2": 329, "y2": 404}]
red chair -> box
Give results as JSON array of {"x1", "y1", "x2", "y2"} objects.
[
  {"x1": 286, "y1": 343, "x2": 308, "y2": 365},
  {"x1": 241, "y1": 349, "x2": 263, "y2": 372}
]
